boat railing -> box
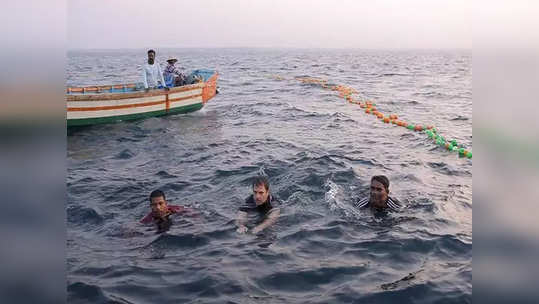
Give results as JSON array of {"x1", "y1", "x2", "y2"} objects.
[
  {"x1": 67, "y1": 70, "x2": 217, "y2": 95},
  {"x1": 67, "y1": 83, "x2": 139, "y2": 94}
]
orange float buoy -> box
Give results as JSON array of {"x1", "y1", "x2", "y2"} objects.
[
  {"x1": 371, "y1": 107, "x2": 377, "y2": 111},
  {"x1": 414, "y1": 125, "x2": 423, "y2": 131},
  {"x1": 383, "y1": 117, "x2": 390, "y2": 123},
  {"x1": 377, "y1": 113, "x2": 384, "y2": 119},
  {"x1": 365, "y1": 108, "x2": 371, "y2": 114},
  {"x1": 426, "y1": 125, "x2": 433, "y2": 130}
]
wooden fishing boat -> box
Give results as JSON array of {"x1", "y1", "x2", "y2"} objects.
[{"x1": 66, "y1": 69, "x2": 218, "y2": 127}]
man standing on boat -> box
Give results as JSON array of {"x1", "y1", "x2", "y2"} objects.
[
  {"x1": 355, "y1": 175, "x2": 402, "y2": 212},
  {"x1": 142, "y1": 49, "x2": 168, "y2": 92},
  {"x1": 236, "y1": 176, "x2": 280, "y2": 234}
]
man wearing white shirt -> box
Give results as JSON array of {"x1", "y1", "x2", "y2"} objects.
[{"x1": 142, "y1": 49, "x2": 169, "y2": 92}]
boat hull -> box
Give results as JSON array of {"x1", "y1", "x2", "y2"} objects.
[
  {"x1": 67, "y1": 102, "x2": 204, "y2": 127},
  {"x1": 66, "y1": 71, "x2": 218, "y2": 127}
]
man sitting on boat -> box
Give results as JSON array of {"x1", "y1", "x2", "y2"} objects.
[
  {"x1": 163, "y1": 58, "x2": 188, "y2": 87},
  {"x1": 142, "y1": 49, "x2": 169, "y2": 92}
]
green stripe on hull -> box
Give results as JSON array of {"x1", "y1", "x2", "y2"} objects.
[{"x1": 67, "y1": 103, "x2": 203, "y2": 127}]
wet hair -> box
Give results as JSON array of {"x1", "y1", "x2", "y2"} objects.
[
  {"x1": 371, "y1": 175, "x2": 389, "y2": 191},
  {"x1": 252, "y1": 176, "x2": 269, "y2": 191},
  {"x1": 147, "y1": 49, "x2": 155, "y2": 55},
  {"x1": 149, "y1": 189, "x2": 165, "y2": 201}
]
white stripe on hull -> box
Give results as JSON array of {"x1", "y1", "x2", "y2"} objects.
[
  {"x1": 67, "y1": 96, "x2": 203, "y2": 119},
  {"x1": 170, "y1": 96, "x2": 203, "y2": 108},
  {"x1": 67, "y1": 88, "x2": 202, "y2": 108},
  {"x1": 67, "y1": 95, "x2": 164, "y2": 108},
  {"x1": 168, "y1": 89, "x2": 202, "y2": 100}
]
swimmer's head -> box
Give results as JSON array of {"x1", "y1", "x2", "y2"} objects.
[
  {"x1": 252, "y1": 176, "x2": 270, "y2": 206},
  {"x1": 370, "y1": 175, "x2": 389, "y2": 206},
  {"x1": 149, "y1": 189, "x2": 168, "y2": 218}
]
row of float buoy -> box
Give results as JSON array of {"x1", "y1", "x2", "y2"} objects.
[{"x1": 291, "y1": 76, "x2": 472, "y2": 159}]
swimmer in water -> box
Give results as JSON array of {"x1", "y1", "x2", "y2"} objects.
[
  {"x1": 140, "y1": 190, "x2": 193, "y2": 232},
  {"x1": 236, "y1": 176, "x2": 280, "y2": 234},
  {"x1": 355, "y1": 175, "x2": 402, "y2": 212}
]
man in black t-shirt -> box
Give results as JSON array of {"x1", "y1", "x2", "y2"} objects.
[{"x1": 236, "y1": 176, "x2": 280, "y2": 234}]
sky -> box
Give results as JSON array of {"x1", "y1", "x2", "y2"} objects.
[{"x1": 68, "y1": 0, "x2": 472, "y2": 50}]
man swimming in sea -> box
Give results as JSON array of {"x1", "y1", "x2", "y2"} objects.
[
  {"x1": 141, "y1": 189, "x2": 192, "y2": 232},
  {"x1": 355, "y1": 175, "x2": 402, "y2": 212},
  {"x1": 236, "y1": 176, "x2": 280, "y2": 234}
]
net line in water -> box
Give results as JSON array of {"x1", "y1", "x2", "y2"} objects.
[{"x1": 268, "y1": 75, "x2": 472, "y2": 160}]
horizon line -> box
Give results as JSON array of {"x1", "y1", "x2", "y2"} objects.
[{"x1": 68, "y1": 46, "x2": 472, "y2": 51}]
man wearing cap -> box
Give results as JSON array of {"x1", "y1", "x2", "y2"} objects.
[
  {"x1": 142, "y1": 49, "x2": 168, "y2": 92},
  {"x1": 163, "y1": 58, "x2": 187, "y2": 87},
  {"x1": 355, "y1": 175, "x2": 402, "y2": 212}
]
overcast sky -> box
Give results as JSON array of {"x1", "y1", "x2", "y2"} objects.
[{"x1": 68, "y1": 0, "x2": 471, "y2": 49}]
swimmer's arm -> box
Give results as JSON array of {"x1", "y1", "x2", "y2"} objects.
[
  {"x1": 179, "y1": 206, "x2": 198, "y2": 216},
  {"x1": 236, "y1": 211, "x2": 248, "y2": 233},
  {"x1": 252, "y1": 208, "x2": 280, "y2": 234}
]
